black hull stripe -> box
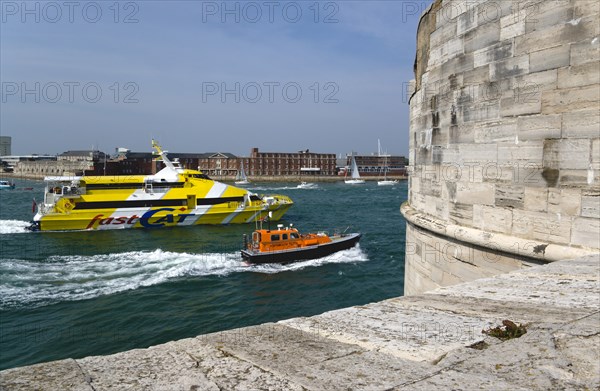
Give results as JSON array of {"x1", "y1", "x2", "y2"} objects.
[
  {"x1": 85, "y1": 182, "x2": 186, "y2": 190},
  {"x1": 73, "y1": 196, "x2": 251, "y2": 210}
]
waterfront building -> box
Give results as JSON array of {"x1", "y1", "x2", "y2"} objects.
[
  {"x1": 197, "y1": 153, "x2": 240, "y2": 176},
  {"x1": 245, "y1": 148, "x2": 337, "y2": 177},
  {"x1": 0, "y1": 136, "x2": 11, "y2": 156},
  {"x1": 339, "y1": 154, "x2": 407, "y2": 177}
]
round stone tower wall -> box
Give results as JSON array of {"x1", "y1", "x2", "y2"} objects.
[{"x1": 402, "y1": 0, "x2": 599, "y2": 295}]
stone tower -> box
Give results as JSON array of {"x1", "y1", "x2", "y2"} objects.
[{"x1": 402, "y1": 0, "x2": 599, "y2": 295}]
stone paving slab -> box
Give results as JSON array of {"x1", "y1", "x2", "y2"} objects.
[{"x1": 1, "y1": 254, "x2": 598, "y2": 390}]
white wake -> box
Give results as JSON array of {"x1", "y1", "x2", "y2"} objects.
[{"x1": 0, "y1": 246, "x2": 367, "y2": 309}]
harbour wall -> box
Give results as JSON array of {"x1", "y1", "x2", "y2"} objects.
[
  {"x1": 1, "y1": 254, "x2": 598, "y2": 390},
  {"x1": 402, "y1": 0, "x2": 600, "y2": 295}
]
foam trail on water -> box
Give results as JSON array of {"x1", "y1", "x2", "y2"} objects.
[
  {"x1": 0, "y1": 220, "x2": 31, "y2": 234},
  {"x1": 0, "y1": 246, "x2": 367, "y2": 309}
]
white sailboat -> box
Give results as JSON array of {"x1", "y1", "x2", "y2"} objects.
[
  {"x1": 377, "y1": 139, "x2": 398, "y2": 186},
  {"x1": 345, "y1": 155, "x2": 365, "y2": 184},
  {"x1": 235, "y1": 163, "x2": 250, "y2": 185}
]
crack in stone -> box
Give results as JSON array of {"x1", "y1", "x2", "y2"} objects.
[{"x1": 74, "y1": 360, "x2": 97, "y2": 391}]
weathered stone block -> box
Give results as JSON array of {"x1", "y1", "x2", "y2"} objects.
[
  {"x1": 430, "y1": 37, "x2": 465, "y2": 67},
  {"x1": 456, "y1": 182, "x2": 495, "y2": 205},
  {"x1": 541, "y1": 84, "x2": 600, "y2": 114},
  {"x1": 572, "y1": 217, "x2": 600, "y2": 248},
  {"x1": 500, "y1": 94, "x2": 541, "y2": 117},
  {"x1": 529, "y1": 45, "x2": 571, "y2": 73},
  {"x1": 513, "y1": 69, "x2": 558, "y2": 92},
  {"x1": 458, "y1": 143, "x2": 498, "y2": 163},
  {"x1": 473, "y1": 204, "x2": 513, "y2": 234},
  {"x1": 524, "y1": 0, "x2": 575, "y2": 33},
  {"x1": 562, "y1": 109, "x2": 600, "y2": 138},
  {"x1": 473, "y1": 41, "x2": 513, "y2": 68},
  {"x1": 430, "y1": 19, "x2": 458, "y2": 49},
  {"x1": 561, "y1": 15, "x2": 600, "y2": 45},
  {"x1": 543, "y1": 139, "x2": 591, "y2": 170},
  {"x1": 449, "y1": 123, "x2": 475, "y2": 144},
  {"x1": 592, "y1": 139, "x2": 600, "y2": 171},
  {"x1": 514, "y1": 24, "x2": 566, "y2": 55},
  {"x1": 499, "y1": 8, "x2": 526, "y2": 41},
  {"x1": 557, "y1": 62, "x2": 600, "y2": 89},
  {"x1": 573, "y1": 0, "x2": 600, "y2": 19},
  {"x1": 512, "y1": 209, "x2": 572, "y2": 245},
  {"x1": 482, "y1": 163, "x2": 515, "y2": 183},
  {"x1": 462, "y1": 64, "x2": 491, "y2": 85},
  {"x1": 457, "y1": 6, "x2": 478, "y2": 35},
  {"x1": 474, "y1": 118, "x2": 517, "y2": 143},
  {"x1": 490, "y1": 54, "x2": 530, "y2": 81},
  {"x1": 495, "y1": 184, "x2": 524, "y2": 208},
  {"x1": 581, "y1": 192, "x2": 600, "y2": 219},
  {"x1": 570, "y1": 39, "x2": 600, "y2": 66},
  {"x1": 524, "y1": 187, "x2": 549, "y2": 212},
  {"x1": 462, "y1": 101, "x2": 500, "y2": 122},
  {"x1": 441, "y1": 53, "x2": 475, "y2": 79},
  {"x1": 436, "y1": 1, "x2": 469, "y2": 28},
  {"x1": 558, "y1": 169, "x2": 593, "y2": 187},
  {"x1": 464, "y1": 20, "x2": 500, "y2": 53},
  {"x1": 448, "y1": 202, "x2": 474, "y2": 226},
  {"x1": 498, "y1": 142, "x2": 544, "y2": 165},
  {"x1": 421, "y1": 177, "x2": 443, "y2": 197},
  {"x1": 548, "y1": 188, "x2": 581, "y2": 216},
  {"x1": 517, "y1": 114, "x2": 562, "y2": 141}
]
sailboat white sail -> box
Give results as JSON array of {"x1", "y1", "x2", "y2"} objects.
[
  {"x1": 235, "y1": 163, "x2": 250, "y2": 185},
  {"x1": 345, "y1": 155, "x2": 365, "y2": 184},
  {"x1": 377, "y1": 140, "x2": 398, "y2": 186},
  {"x1": 377, "y1": 155, "x2": 398, "y2": 186}
]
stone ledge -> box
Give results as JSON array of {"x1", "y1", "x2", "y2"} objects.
[
  {"x1": 1, "y1": 254, "x2": 598, "y2": 390},
  {"x1": 401, "y1": 201, "x2": 598, "y2": 262}
]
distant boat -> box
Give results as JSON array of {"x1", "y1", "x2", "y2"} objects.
[
  {"x1": 345, "y1": 155, "x2": 365, "y2": 184},
  {"x1": 235, "y1": 163, "x2": 250, "y2": 185},
  {"x1": 0, "y1": 180, "x2": 15, "y2": 190},
  {"x1": 241, "y1": 223, "x2": 361, "y2": 264},
  {"x1": 376, "y1": 140, "x2": 398, "y2": 186},
  {"x1": 297, "y1": 182, "x2": 317, "y2": 189}
]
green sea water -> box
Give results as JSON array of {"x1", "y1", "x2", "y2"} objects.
[{"x1": 0, "y1": 178, "x2": 407, "y2": 370}]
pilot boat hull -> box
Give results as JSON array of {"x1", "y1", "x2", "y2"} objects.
[{"x1": 241, "y1": 233, "x2": 361, "y2": 264}]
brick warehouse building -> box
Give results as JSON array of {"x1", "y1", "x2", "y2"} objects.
[
  {"x1": 98, "y1": 147, "x2": 337, "y2": 178},
  {"x1": 244, "y1": 148, "x2": 337, "y2": 177}
]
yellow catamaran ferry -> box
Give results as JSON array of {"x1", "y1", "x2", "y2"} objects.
[{"x1": 30, "y1": 141, "x2": 293, "y2": 231}]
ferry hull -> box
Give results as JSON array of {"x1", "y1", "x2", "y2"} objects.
[
  {"x1": 33, "y1": 202, "x2": 292, "y2": 231},
  {"x1": 241, "y1": 233, "x2": 361, "y2": 264},
  {"x1": 32, "y1": 141, "x2": 294, "y2": 232}
]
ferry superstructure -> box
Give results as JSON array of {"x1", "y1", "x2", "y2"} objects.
[{"x1": 30, "y1": 141, "x2": 293, "y2": 231}]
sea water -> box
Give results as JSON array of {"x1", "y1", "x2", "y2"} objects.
[{"x1": 0, "y1": 179, "x2": 407, "y2": 370}]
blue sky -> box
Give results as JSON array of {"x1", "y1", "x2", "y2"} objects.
[{"x1": 1, "y1": 1, "x2": 426, "y2": 156}]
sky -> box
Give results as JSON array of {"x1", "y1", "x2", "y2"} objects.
[{"x1": 1, "y1": 1, "x2": 427, "y2": 157}]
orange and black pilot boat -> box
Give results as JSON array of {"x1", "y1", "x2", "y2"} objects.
[{"x1": 241, "y1": 223, "x2": 361, "y2": 264}]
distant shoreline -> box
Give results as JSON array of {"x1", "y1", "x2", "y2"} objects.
[{"x1": 1, "y1": 172, "x2": 407, "y2": 183}]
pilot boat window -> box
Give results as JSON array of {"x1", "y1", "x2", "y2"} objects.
[
  {"x1": 282, "y1": 234, "x2": 288, "y2": 240},
  {"x1": 271, "y1": 234, "x2": 280, "y2": 241},
  {"x1": 290, "y1": 232, "x2": 299, "y2": 239}
]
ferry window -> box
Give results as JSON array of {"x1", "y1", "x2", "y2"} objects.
[
  {"x1": 271, "y1": 234, "x2": 280, "y2": 241},
  {"x1": 290, "y1": 233, "x2": 299, "y2": 239},
  {"x1": 282, "y1": 234, "x2": 288, "y2": 240}
]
